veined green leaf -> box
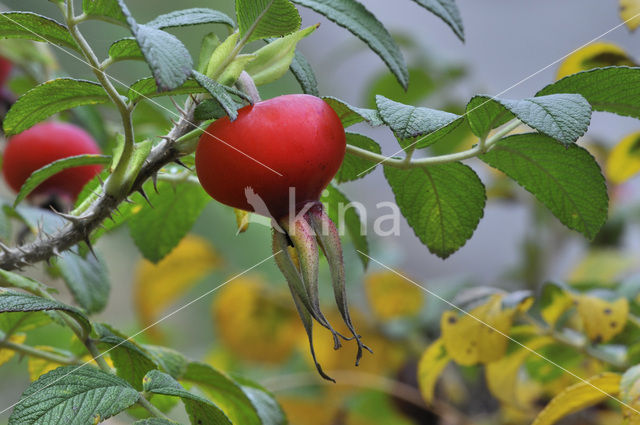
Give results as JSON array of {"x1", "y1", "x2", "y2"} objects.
[
  {"x1": 323, "y1": 96, "x2": 383, "y2": 127},
  {"x1": 192, "y1": 71, "x2": 242, "y2": 120},
  {"x1": 4, "y1": 79, "x2": 110, "y2": 136},
  {"x1": 82, "y1": 0, "x2": 128, "y2": 26},
  {"x1": 57, "y1": 249, "x2": 110, "y2": 314},
  {"x1": 108, "y1": 37, "x2": 144, "y2": 63},
  {"x1": 0, "y1": 12, "x2": 79, "y2": 51},
  {"x1": 146, "y1": 8, "x2": 234, "y2": 29},
  {"x1": 128, "y1": 78, "x2": 205, "y2": 104},
  {"x1": 289, "y1": 49, "x2": 319, "y2": 96},
  {"x1": 336, "y1": 133, "x2": 381, "y2": 182},
  {"x1": 409, "y1": 0, "x2": 464, "y2": 41},
  {"x1": 480, "y1": 133, "x2": 608, "y2": 239},
  {"x1": 236, "y1": 0, "x2": 301, "y2": 43}
]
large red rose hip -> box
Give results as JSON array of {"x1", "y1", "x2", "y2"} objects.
[
  {"x1": 195, "y1": 94, "x2": 346, "y2": 219},
  {"x1": 2, "y1": 122, "x2": 103, "y2": 202}
]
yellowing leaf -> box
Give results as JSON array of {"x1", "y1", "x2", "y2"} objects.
[
  {"x1": 0, "y1": 333, "x2": 26, "y2": 366},
  {"x1": 621, "y1": 0, "x2": 640, "y2": 31},
  {"x1": 486, "y1": 336, "x2": 554, "y2": 407},
  {"x1": 212, "y1": 275, "x2": 303, "y2": 364},
  {"x1": 364, "y1": 270, "x2": 424, "y2": 320},
  {"x1": 134, "y1": 234, "x2": 220, "y2": 340},
  {"x1": 417, "y1": 339, "x2": 450, "y2": 404},
  {"x1": 575, "y1": 294, "x2": 628, "y2": 343},
  {"x1": 234, "y1": 208, "x2": 250, "y2": 234},
  {"x1": 568, "y1": 249, "x2": 635, "y2": 286},
  {"x1": 621, "y1": 364, "x2": 640, "y2": 424},
  {"x1": 556, "y1": 41, "x2": 635, "y2": 80},
  {"x1": 532, "y1": 373, "x2": 621, "y2": 425},
  {"x1": 540, "y1": 284, "x2": 573, "y2": 327},
  {"x1": 441, "y1": 294, "x2": 522, "y2": 366},
  {"x1": 27, "y1": 346, "x2": 66, "y2": 381},
  {"x1": 606, "y1": 132, "x2": 640, "y2": 184}
]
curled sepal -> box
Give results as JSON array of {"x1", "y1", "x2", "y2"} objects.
[
  {"x1": 279, "y1": 215, "x2": 344, "y2": 349},
  {"x1": 308, "y1": 204, "x2": 372, "y2": 365}
]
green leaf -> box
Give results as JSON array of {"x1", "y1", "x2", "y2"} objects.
[
  {"x1": 335, "y1": 132, "x2": 381, "y2": 182},
  {"x1": 384, "y1": 163, "x2": 486, "y2": 258},
  {"x1": 0, "y1": 268, "x2": 49, "y2": 293},
  {"x1": 376, "y1": 95, "x2": 462, "y2": 148},
  {"x1": 291, "y1": 0, "x2": 408, "y2": 89},
  {"x1": 128, "y1": 181, "x2": 210, "y2": 263},
  {"x1": 322, "y1": 184, "x2": 369, "y2": 268},
  {"x1": 0, "y1": 12, "x2": 79, "y2": 51},
  {"x1": 231, "y1": 375, "x2": 286, "y2": 425},
  {"x1": 108, "y1": 37, "x2": 144, "y2": 63},
  {"x1": 144, "y1": 345, "x2": 188, "y2": 379},
  {"x1": 409, "y1": 0, "x2": 464, "y2": 41},
  {"x1": 289, "y1": 49, "x2": 319, "y2": 96},
  {"x1": 82, "y1": 0, "x2": 127, "y2": 26},
  {"x1": 0, "y1": 288, "x2": 91, "y2": 335},
  {"x1": 143, "y1": 370, "x2": 232, "y2": 425},
  {"x1": 247, "y1": 25, "x2": 317, "y2": 86},
  {"x1": 192, "y1": 71, "x2": 241, "y2": 120},
  {"x1": 57, "y1": 249, "x2": 110, "y2": 314},
  {"x1": 146, "y1": 8, "x2": 234, "y2": 29},
  {"x1": 182, "y1": 362, "x2": 268, "y2": 425},
  {"x1": 536, "y1": 66, "x2": 640, "y2": 119},
  {"x1": 323, "y1": 96, "x2": 383, "y2": 127},
  {"x1": 134, "y1": 419, "x2": 179, "y2": 425},
  {"x1": 236, "y1": 0, "x2": 301, "y2": 43},
  {"x1": 4, "y1": 79, "x2": 110, "y2": 136},
  {"x1": 480, "y1": 133, "x2": 608, "y2": 239},
  {"x1": 466, "y1": 94, "x2": 592, "y2": 145},
  {"x1": 13, "y1": 154, "x2": 110, "y2": 207},
  {"x1": 96, "y1": 324, "x2": 158, "y2": 391},
  {"x1": 194, "y1": 99, "x2": 228, "y2": 121},
  {"x1": 8, "y1": 366, "x2": 140, "y2": 425},
  {"x1": 128, "y1": 77, "x2": 205, "y2": 104}
]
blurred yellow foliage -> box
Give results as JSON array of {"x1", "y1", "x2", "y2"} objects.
[
  {"x1": 212, "y1": 275, "x2": 303, "y2": 364},
  {"x1": 364, "y1": 270, "x2": 424, "y2": 320},
  {"x1": 556, "y1": 41, "x2": 635, "y2": 80},
  {"x1": 621, "y1": 0, "x2": 640, "y2": 31},
  {"x1": 417, "y1": 338, "x2": 450, "y2": 404},
  {"x1": 574, "y1": 294, "x2": 628, "y2": 343},
  {"x1": 606, "y1": 131, "x2": 640, "y2": 184},
  {"x1": 134, "y1": 234, "x2": 220, "y2": 340},
  {"x1": 0, "y1": 333, "x2": 26, "y2": 366}
]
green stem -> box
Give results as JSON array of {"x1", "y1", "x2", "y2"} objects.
[
  {"x1": 346, "y1": 119, "x2": 522, "y2": 169},
  {"x1": 85, "y1": 338, "x2": 113, "y2": 372},
  {"x1": 0, "y1": 339, "x2": 78, "y2": 365},
  {"x1": 138, "y1": 395, "x2": 173, "y2": 421}
]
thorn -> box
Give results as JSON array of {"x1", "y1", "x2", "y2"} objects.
[
  {"x1": 151, "y1": 173, "x2": 159, "y2": 193},
  {"x1": 0, "y1": 241, "x2": 11, "y2": 254},
  {"x1": 83, "y1": 234, "x2": 98, "y2": 260},
  {"x1": 51, "y1": 247, "x2": 61, "y2": 257},
  {"x1": 50, "y1": 207, "x2": 83, "y2": 224},
  {"x1": 160, "y1": 135, "x2": 174, "y2": 142},
  {"x1": 137, "y1": 187, "x2": 153, "y2": 207},
  {"x1": 170, "y1": 96, "x2": 187, "y2": 116},
  {"x1": 123, "y1": 197, "x2": 135, "y2": 204},
  {"x1": 170, "y1": 118, "x2": 178, "y2": 126},
  {"x1": 97, "y1": 175, "x2": 104, "y2": 185},
  {"x1": 173, "y1": 159, "x2": 191, "y2": 170},
  {"x1": 105, "y1": 213, "x2": 116, "y2": 223}
]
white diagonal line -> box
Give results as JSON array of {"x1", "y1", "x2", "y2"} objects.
[
  {"x1": 0, "y1": 251, "x2": 280, "y2": 415},
  {"x1": 0, "y1": 13, "x2": 283, "y2": 177},
  {"x1": 356, "y1": 11, "x2": 640, "y2": 177},
  {"x1": 357, "y1": 250, "x2": 640, "y2": 416}
]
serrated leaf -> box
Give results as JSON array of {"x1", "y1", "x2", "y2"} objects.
[
  {"x1": 182, "y1": 362, "x2": 266, "y2": 425},
  {"x1": 13, "y1": 154, "x2": 110, "y2": 207},
  {"x1": 384, "y1": 163, "x2": 486, "y2": 258},
  {"x1": 108, "y1": 37, "x2": 144, "y2": 63},
  {"x1": 128, "y1": 182, "x2": 211, "y2": 263},
  {"x1": 376, "y1": 95, "x2": 462, "y2": 148},
  {"x1": 531, "y1": 373, "x2": 621, "y2": 425},
  {"x1": 8, "y1": 365, "x2": 140, "y2": 425},
  {"x1": 82, "y1": 0, "x2": 127, "y2": 25},
  {"x1": 291, "y1": 0, "x2": 408, "y2": 89},
  {"x1": 364, "y1": 270, "x2": 423, "y2": 320},
  {"x1": 606, "y1": 131, "x2": 640, "y2": 183},
  {"x1": 556, "y1": 42, "x2": 635, "y2": 80},
  {"x1": 321, "y1": 184, "x2": 369, "y2": 268},
  {"x1": 467, "y1": 94, "x2": 592, "y2": 145},
  {"x1": 4, "y1": 79, "x2": 110, "y2": 136},
  {"x1": 289, "y1": 49, "x2": 319, "y2": 96},
  {"x1": 236, "y1": 0, "x2": 301, "y2": 43},
  {"x1": 192, "y1": 71, "x2": 241, "y2": 120},
  {"x1": 127, "y1": 77, "x2": 205, "y2": 104},
  {"x1": 417, "y1": 339, "x2": 450, "y2": 404},
  {"x1": 335, "y1": 133, "x2": 381, "y2": 182},
  {"x1": 143, "y1": 370, "x2": 232, "y2": 425},
  {"x1": 0, "y1": 12, "x2": 79, "y2": 51},
  {"x1": 247, "y1": 26, "x2": 317, "y2": 86},
  {"x1": 96, "y1": 324, "x2": 158, "y2": 391},
  {"x1": 0, "y1": 288, "x2": 91, "y2": 335},
  {"x1": 57, "y1": 249, "x2": 110, "y2": 314},
  {"x1": 537, "y1": 66, "x2": 640, "y2": 119},
  {"x1": 480, "y1": 133, "x2": 608, "y2": 239},
  {"x1": 134, "y1": 235, "x2": 220, "y2": 340},
  {"x1": 409, "y1": 0, "x2": 464, "y2": 41},
  {"x1": 146, "y1": 8, "x2": 234, "y2": 29},
  {"x1": 194, "y1": 99, "x2": 228, "y2": 121},
  {"x1": 323, "y1": 96, "x2": 383, "y2": 127},
  {"x1": 620, "y1": 0, "x2": 640, "y2": 31}
]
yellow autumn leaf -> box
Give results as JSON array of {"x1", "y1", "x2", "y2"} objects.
[
  {"x1": 568, "y1": 249, "x2": 634, "y2": 286},
  {"x1": 0, "y1": 333, "x2": 26, "y2": 366},
  {"x1": 28, "y1": 349, "x2": 113, "y2": 381},
  {"x1": 540, "y1": 284, "x2": 573, "y2": 327},
  {"x1": 279, "y1": 397, "x2": 341, "y2": 425},
  {"x1": 212, "y1": 275, "x2": 303, "y2": 364},
  {"x1": 532, "y1": 372, "x2": 622, "y2": 425},
  {"x1": 485, "y1": 336, "x2": 554, "y2": 407},
  {"x1": 441, "y1": 294, "x2": 526, "y2": 366},
  {"x1": 621, "y1": 0, "x2": 640, "y2": 31},
  {"x1": 556, "y1": 41, "x2": 635, "y2": 80},
  {"x1": 417, "y1": 339, "x2": 450, "y2": 404},
  {"x1": 606, "y1": 132, "x2": 640, "y2": 184},
  {"x1": 134, "y1": 234, "x2": 220, "y2": 340},
  {"x1": 364, "y1": 270, "x2": 424, "y2": 320},
  {"x1": 575, "y1": 294, "x2": 628, "y2": 343}
]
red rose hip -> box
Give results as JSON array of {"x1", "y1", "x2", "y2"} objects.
[
  {"x1": 2, "y1": 121, "x2": 103, "y2": 202},
  {"x1": 195, "y1": 94, "x2": 346, "y2": 219}
]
